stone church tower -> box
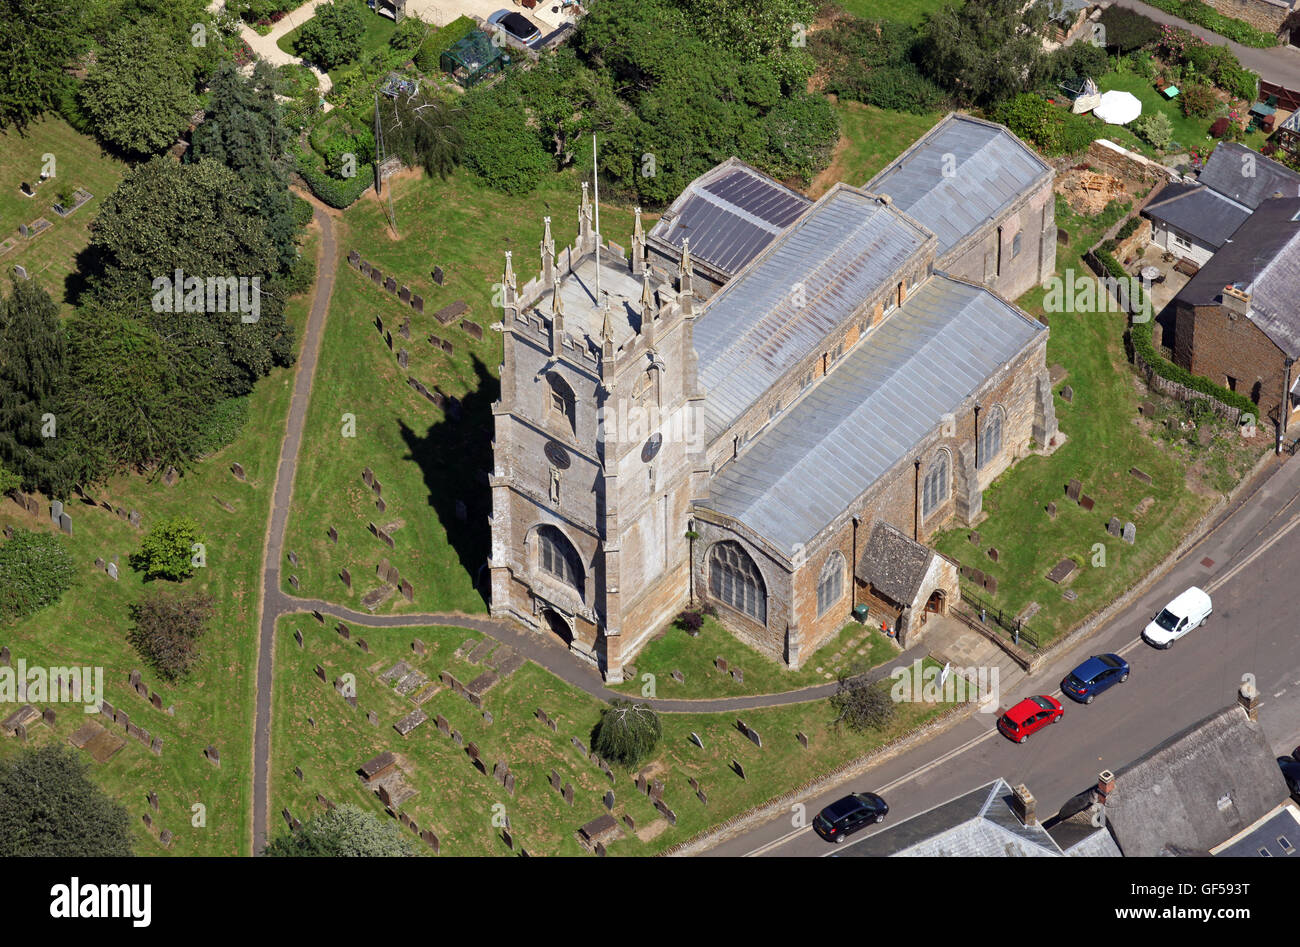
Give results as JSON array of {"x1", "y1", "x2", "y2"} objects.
[{"x1": 489, "y1": 190, "x2": 707, "y2": 682}]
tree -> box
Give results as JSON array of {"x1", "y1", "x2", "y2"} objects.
[
  {"x1": 131, "y1": 515, "x2": 205, "y2": 581},
  {"x1": 593, "y1": 699, "x2": 661, "y2": 767},
  {"x1": 0, "y1": 276, "x2": 68, "y2": 492},
  {"x1": 1133, "y1": 110, "x2": 1175, "y2": 150},
  {"x1": 829, "y1": 667, "x2": 896, "y2": 732},
  {"x1": 127, "y1": 588, "x2": 214, "y2": 680},
  {"x1": 0, "y1": 529, "x2": 76, "y2": 622},
  {"x1": 678, "y1": 0, "x2": 817, "y2": 91},
  {"x1": 79, "y1": 21, "x2": 200, "y2": 155},
  {"x1": 293, "y1": 0, "x2": 366, "y2": 71},
  {"x1": 263, "y1": 804, "x2": 413, "y2": 856},
  {"x1": 0, "y1": 461, "x2": 19, "y2": 495},
  {"x1": 918, "y1": 0, "x2": 1050, "y2": 108},
  {"x1": 1098, "y1": 6, "x2": 1161, "y2": 55},
  {"x1": 0, "y1": 746, "x2": 132, "y2": 856},
  {"x1": 459, "y1": 94, "x2": 550, "y2": 196},
  {"x1": 379, "y1": 90, "x2": 463, "y2": 180},
  {"x1": 0, "y1": 0, "x2": 91, "y2": 130}
]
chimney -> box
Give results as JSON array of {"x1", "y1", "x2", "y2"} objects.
[
  {"x1": 1096, "y1": 769, "x2": 1115, "y2": 805},
  {"x1": 878, "y1": 193, "x2": 892, "y2": 206},
  {"x1": 1222, "y1": 283, "x2": 1251, "y2": 318},
  {"x1": 1239, "y1": 679, "x2": 1259, "y2": 721},
  {"x1": 1010, "y1": 783, "x2": 1037, "y2": 827}
]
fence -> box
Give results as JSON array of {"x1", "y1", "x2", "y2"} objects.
[
  {"x1": 1261, "y1": 80, "x2": 1300, "y2": 112},
  {"x1": 957, "y1": 586, "x2": 1041, "y2": 651}
]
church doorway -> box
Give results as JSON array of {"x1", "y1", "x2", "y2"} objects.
[
  {"x1": 925, "y1": 589, "x2": 946, "y2": 614},
  {"x1": 541, "y1": 608, "x2": 574, "y2": 646}
]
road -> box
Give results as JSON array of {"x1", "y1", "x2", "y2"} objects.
[
  {"x1": 709, "y1": 452, "x2": 1300, "y2": 857},
  {"x1": 1112, "y1": 0, "x2": 1300, "y2": 89}
]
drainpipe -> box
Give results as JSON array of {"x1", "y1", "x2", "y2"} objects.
[
  {"x1": 913, "y1": 460, "x2": 921, "y2": 541},
  {"x1": 1279, "y1": 358, "x2": 1294, "y2": 455},
  {"x1": 974, "y1": 404, "x2": 982, "y2": 471}
]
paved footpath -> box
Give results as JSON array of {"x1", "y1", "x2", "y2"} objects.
[{"x1": 1112, "y1": 0, "x2": 1300, "y2": 88}]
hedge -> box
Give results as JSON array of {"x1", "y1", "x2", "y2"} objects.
[
  {"x1": 1140, "y1": 0, "x2": 1278, "y2": 47},
  {"x1": 1130, "y1": 320, "x2": 1258, "y2": 418},
  {"x1": 414, "y1": 16, "x2": 478, "y2": 74},
  {"x1": 292, "y1": 143, "x2": 375, "y2": 208},
  {"x1": 1117, "y1": 217, "x2": 1141, "y2": 241}
]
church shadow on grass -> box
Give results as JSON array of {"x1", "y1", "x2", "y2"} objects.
[{"x1": 398, "y1": 354, "x2": 499, "y2": 609}]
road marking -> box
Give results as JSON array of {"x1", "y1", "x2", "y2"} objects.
[{"x1": 1206, "y1": 514, "x2": 1300, "y2": 595}]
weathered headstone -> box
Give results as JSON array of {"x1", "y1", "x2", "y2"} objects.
[
  {"x1": 689, "y1": 731, "x2": 704, "y2": 748},
  {"x1": 1061, "y1": 385, "x2": 1073, "y2": 403},
  {"x1": 328, "y1": 525, "x2": 338, "y2": 544},
  {"x1": 1122, "y1": 522, "x2": 1136, "y2": 544},
  {"x1": 1066, "y1": 479, "x2": 1082, "y2": 502},
  {"x1": 1080, "y1": 494, "x2": 1095, "y2": 512},
  {"x1": 1107, "y1": 516, "x2": 1122, "y2": 537},
  {"x1": 204, "y1": 745, "x2": 220, "y2": 767},
  {"x1": 796, "y1": 731, "x2": 809, "y2": 748},
  {"x1": 412, "y1": 638, "x2": 426, "y2": 656},
  {"x1": 411, "y1": 295, "x2": 423, "y2": 313},
  {"x1": 230, "y1": 462, "x2": 246, "y2": 480},
  {"x1": 58, "y1": 512, "x2": 72, "y2": 535},
  {"x1": 987, "y1": 547, "x2": 999, "y2": 562},
  {"x1": 336, "y1": 622, "x2": 350, "y2": 640},
  {"x1": 1046, "y1": 501, "x2": 1057, "y2": 519},
  {"x1": 604, "y1": 790, "x2": 615, "y2": 811},
  {"x1": 50, "y1": 499, "x2": 63, "y2": 527},
  {"x1": 340, "y1": 567, "x2": 351, "y2": 589},
  {"x1": 432, "y1": 266, "x2": 445, "y2": 285},
  {"x1": 562, "y1": 783, "x2": 574, "y2": 806}
]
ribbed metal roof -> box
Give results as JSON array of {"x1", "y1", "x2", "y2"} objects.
[
  {"x1": 700, "y1": 276, "x2": 1045, "y2": 552},
  {"x1": 693, "y1": 186, "x2": 932, "y2": 444},
  {"x1": 648, "y1": 158, "x2": 812, "y2": 278},
  {"x1": 866, "y1": 113, "x2": 1051, "y2": 255}
]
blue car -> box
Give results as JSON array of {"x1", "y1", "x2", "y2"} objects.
[{"x1": 1061, "y1": 653, "x2": 1129, "y2": 704}]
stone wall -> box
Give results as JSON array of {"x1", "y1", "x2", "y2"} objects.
[
  {"x1": 1085, "y1": 139, "x2": 1176, "y2": 189},
  {"x1": 1204, "y1": 0, "x2": 1292, "y2": 37}
]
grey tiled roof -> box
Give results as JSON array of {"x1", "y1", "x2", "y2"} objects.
[
  {"x1": 1248, "y1": 224, "x2": 1300, "y2": 358},
  {"x1": 692, "y1": 185, "x2": 933, "y2": 446},
  {"x1": 1212, "y1": 803, "x2": 1300, "y2": 857},
  {"x1": 1198, "y1": 142, "x2": 1300, "y2": 210},
  {"x1": 865, "y1": 112, "x2": 1052, "y2": 255},
  {"x1": 1104, "y1": 704, "x2": 1290, "y2": 858},
  {"x1": 647, "y1": 158, "x2": 812, "y2": 279},
  {"x1": 1142, "y1": 182, "x2": 1251, "y2": 249},
  {"x1": 834, "y1": 779, "x2": 1066, "y2": 857},
  {"x1": 699, "y1": 275, "x2": 1044, "y2": 553},
  {"x1": 856, "y1": 522, "x2": 932, "y2": 606}
]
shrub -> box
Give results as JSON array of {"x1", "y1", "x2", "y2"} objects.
[
  {"x1": 1117, "y1": 217, "x2": 1141, "y2": 241},
  {"x1": 0, "y1": 529, "x2": 75, "y2": 622},
  {"x1": 1209, "y1": 116, "x2": 1231, "y2": 138},
  {"x1": 264, "y1": 804, "x2": 412, "y2": 856},
  {"x1": 193, "y1": 396, "x2": 250, "y2": 456},
  {"x1": 292, "y1": 0, "x2": 366, "y2": 71},
  {"x1": 1181, "y1": 83, "x2": 1217, "y2": 118},
  {"x1": 1130, "y1": 320, "x2": 1257, "y2": 418},
  {"x1": 127, "y1": 589, "x2": 215, "y2": 682},
  {"x1": 131, "y1": 515, "x2": 205, "y2": 582},
  {"x1": 414, "y1": 16, "x2": 478, "y2": 74},
  {"x1": 458, "y1": 96, "x2": 550, "y2": 195},
  {"x1": 592, "y1": 699, "x2": 662, "y2": 767},
  {"x1": 1098, "y1": 6, "x2": 1161, "y2": 54},
  {"x1": 1132, "y1": 110, "x2": 1174, "y2": 150},
  {"x1": 674, "y1": 609, "x2": 704, "y2": 633},
  {"x1": 830, "y1": 668, "x2": 897, "y2": 732}
]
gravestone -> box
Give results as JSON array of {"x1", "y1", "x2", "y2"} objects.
[
  {"x1": 1139, "y1": 401, "x2": 1154, "y2": 417},
  {"x1": 50, "y1": 499, "x2": 63, "y2": 526},
  {"x1": 163, "y1": 467, "x2": 179, "y2": 486},
  {"x1": 357, "y1": 639, "x2": 370, "y2": 654},
  {"x1": 384, "y1": 276, "x2": 397, "y2": 294},
  {"x1": 336, "y1": 622, "x2": 350, "y2": 640},
  {"x1": 436, "y1": 714, "x2": 449, "y2": 736},
  {"x1": 562, "y1": 783, "x2": 574, "y2": 806},
  {"x1": 367, "y1": 711, "x2": 378, "y2": 726},
  {"x1": 504, "y1": 772, "x2": 517, "y2": 796},
  {"x1": 689, "y1": 731, "x2": 704, "y2": 749},
  {"x1": 230, "y1": 462, "x2": 245, "y2": 480},
  {"x1": 294, "y1": 629, "x2": 303, "y2": 648},
  {"x1": 987, "y1": 548, "x2": 999, "y2": 562},
  {"x1": 671, "y1": 669, "x2": 684, "y2": 683},
  {"x1": 969, "y1": 530, "x2": 980, "y2": 545},
  {"x1": 205, "y1": 746, "x2": 220, "y2": 767},
  {"x1": 732, "y1": 759, "x2": 746, "y2": 780},
  {"x1": 1080, "y1": 495, "x2": 1095, "y2": 511},
  {"x1": 348, "y1": 250, "x2": 360, "y2": 266},
  {"x1": 1107, "y1": 517, "x2": 1122, "y2": 537},
  {"x1": 315, "y1": 665, "x2": 327, "y2": 682},
  {"x1": 650, "y1": 779, "x2": 664, "y2": 802},
  {"x1": 328, "y1": 526, "x2": 338, "y2": 544},
  {"x1": 152, "y1": 692, "x2": 163, "y2": 710},
  {"x1": 432, "y1": 266, "x2": 445, "y2": 285},
  {"x1": 452, "y1": 730, "x2": 463, "y2": 746},
  {"x1": 1129, "y1": 467, "x2": 1152, "y2": 485},
  {"x1": 715, "y1": 657, "x2": 728, "y2": 673},
  {"x1": 1046, "y1": 559, "x2": 1077, "y2": 584},
  {"x1": 411, "y1": 295, "x2": 423, "y2": 313},
  {"x1": 340, "y1": 568, "x2": 351, "y2": 589},
  {"x1": 400, "y1": 579, "x2": 413, "y2": 602},
  {"x1": 1046, "y1": 501, "x2": 1057, "y2": 519},
  {"x1": 731, "y1": 668, "x2": 744, "y2": 683},
  {"x1": 42, "y1": 707, "x2": 55, "y2": 727},
  {"x1": 1066, "y1": 479, "x2": 1082, "y2": 502},
  {"x1": 397, "y1": 349, "x2": 408, "y2": 369},
  {"x1": 412, "y1": 638, "x2": 426, "y2": 656},
  {"x1": 288, "y1": 574, "x2": 299, "y2": 590},
  {"x1": 371, "y1": 269, "x2": 382, "y2": 285},
  {"x1": 288, "y1": 550, "x2": 298, "y2": 567},
  {"x1": 796, "y1": 731, "x2": 809, "y2": 748},
  {"x1": 623, "y1": 814, "x2": 636, "y2": 831},
  {"x1": 462, "y1": 319, "x2": 483, "y2": 341},
  {"x1": 1061, "y1": 385, "x2": 1073, "y2": 403},
  {"x1": 148, "y1": 791, "x2": 159, "y2": 811},
  {"x1": 129, "y1": 511, "x2": 141, "y2": 529},
  {"x1": 1123, "y1": 522, "x2": 1136, "y2": 544},
  {"x1": 985, "y1": 576, "x2": 998, "y2": 595},
  {"x1": 550, "y1": 770, "x2": 561, "y2": 792},
  {"x1": 604, "y1": 790, "x2": 615, "y2": 811},
  {"x1": 58, "y1": 512, "x2": 71, "y2": 535},
  {"x1": 399, "y1": 286, "x2": 411, "y2": 304},
  {"x1": 493, "y1": 760, "x2": 508, "y2": 785}
]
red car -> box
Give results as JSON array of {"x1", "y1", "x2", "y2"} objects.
[{"x1": 997, "y1": 695, "x2": 1063, "y2": 744}]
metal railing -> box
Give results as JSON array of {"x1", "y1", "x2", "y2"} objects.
[{"x1": 958, "y1": 586, "x2": 1040, "y2": 651}]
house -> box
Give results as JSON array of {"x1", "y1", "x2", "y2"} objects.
[
  {"x1": 1210, "y1": 801, "x2": 1300, "y2": 856},
  {"x1": 1170, "y1": 196, "x2": 1300, "y2": 430},
  {"x1": 488, "y1": 114, "x2": 1059, "y2": 682},
  {"x1": 833, "y1": 778, "x2": 1120, "y2": 857},
  {"x1": 1197, "y1": 141, "x2": 1300, "y2": 210},
  {"x1": 1095, "y1": 687, "x2": 1292, "y2": 857}
]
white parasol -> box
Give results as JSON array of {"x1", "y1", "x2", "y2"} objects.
[{"x1": 1093, "y1": 90, "x2": 1143, "y2": 125}]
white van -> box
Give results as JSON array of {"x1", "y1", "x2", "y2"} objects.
[{"x1": 1142, "y1": 586, "x2": 1213, "y2": 649}]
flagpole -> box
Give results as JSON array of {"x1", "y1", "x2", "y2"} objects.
[{"x1": 593, "y1": 133, "x2": 601, "y2": 308}]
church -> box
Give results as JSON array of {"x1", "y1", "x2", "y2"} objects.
[{"x1": 488, "y1": 113, "x2": 1061, "y2": 682}]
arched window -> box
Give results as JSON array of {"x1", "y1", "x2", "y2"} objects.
[
  {"x1": 708, "y1": 541, "x2": 766, "y2": 624},
  {"x1": 978, "y1": 406, "x2": 1004, "y2": 470},
  {"x1": 546, "y1": 372, "x2": 576, "y2": 435},
  {"x1": 922, "y1": 450, "x2": 950, "y2": 518},
  {"x1": 817, "y1": 552, "x2": 845, "y2": 617},
  {"x1": 536, "y1": 525, "x2": 584, "y2": 597}
]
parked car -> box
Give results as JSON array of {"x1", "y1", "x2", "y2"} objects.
[
  {"x1": 1142, "y1": 586, "x2": 1212, "y2": 649},
  {"x1": 1061, "y1": 653, "x2": 1130, "y2": 704},
  {"x1": 486, "y1": 10, "x2": 542, "y2": 45},
  {"x1": 812, "y1": 792, "x2": 888, "y2": 843},
  {"x1": 998, "y1": 695, "x2": 1063, "y2": 744},
  {"x1": 1280, "y1": 757, "x2": 1300, "y2": 796}
]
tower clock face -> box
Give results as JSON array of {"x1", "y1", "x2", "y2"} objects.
[
  {"x1": 544, "y1": 441, "x2": 571, "y2": 470},
  {"x1": 641, "y1": 433, "x2": 663, "y2": 463}
]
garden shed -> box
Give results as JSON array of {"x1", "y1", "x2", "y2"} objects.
[{"x1": 441, "y1": 30, "x2": 508, "y2": 88}]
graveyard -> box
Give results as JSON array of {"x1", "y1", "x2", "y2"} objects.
[
  {"x1": 0, "y1": 229, "x2": 320, "y2": 855},
  {"x1": 270, "y1": 615, "x2": 959, "y2": 856},
  {"x1": 0, "y1": 117, "x2": 128, "y2": 311},
  {"x1": 932, "y1": 194, "x2": 1269, "y2": 647}
]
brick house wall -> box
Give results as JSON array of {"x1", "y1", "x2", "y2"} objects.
[{"x1": 1174, "y1": 298, "x2": 1296, "y2": 424}]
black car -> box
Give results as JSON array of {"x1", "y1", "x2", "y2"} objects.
[
  {"x1": 813, "y1": 792, "x2": 888, "y2": 843},
  {"x1": 1280, "y1": 756, "x2": 1300, "y2": 796}
]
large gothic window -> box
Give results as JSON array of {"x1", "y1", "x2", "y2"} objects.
[
  {"x1": 709, "y1": 541, "x2": 767, "y2": 624},
  {"x1": 546, "y1": 372, "x2": 576, "y2": 436},
  {"x1": 537, "y1": 525, "x2": 584, "y2": 596},
  {"x1": 922, "y1": 450, "x2": 950, "y2": 518},
  {"x1": 978, "y1": 406, "x2": 1004, "y2": 469},
  {"x1": 817, "y1": 552, "x2": 845, "y2": 617}
]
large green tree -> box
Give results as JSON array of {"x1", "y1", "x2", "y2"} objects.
[
  {"x1": 79, "y1": 20, "x2": 200, "y2": 155},
  {"x1": 0, "y1": 529, "x2": 76, "y2": 622},
  {"x1": 0, "y1": 277, "x2": 68, "y2": 493},
  {"x1": 918, "y1": 0, "x2": 1051, "y2": 108},
  {"x1": 293, "y1": 0, "x2": 366, "y2": 71},
  {"x1": 0, "y1": 746, "x2": 133, "y2": 856},
  {"x1": 0, "y1": 0, "x2": 90, "y2": 130},
  {"x1": 263, "y1": 804, "x2": 413, "y2": 856}
]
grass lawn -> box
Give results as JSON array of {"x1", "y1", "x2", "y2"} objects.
[
  {"x1": 278, "y1": 1, "x2": 399, "y2": 83},
  {"x1": 279, "y1": 167, "x2": 641, "y2": 615},
  {"x1": 269, "y1": 616, "x2": 958, "y2": 856},
  {"x1": 837, "y1": 0, "x2": 957, "y2": 26},
  {"x1": 0, "y1": 116, "x2": 129, "y2": 312},
  {"x1": 931, "y1": 197, "x2": 1267, "y2": 646},
  {"x1": 810, "y1": 101, "x2": 943, "y2": 198},
  {"x1": 609, "y1": 615, "x2": 900, "y2": 699},
  {"x1": 0, "y1": 228, "x2": 319, "y2": 855}
]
